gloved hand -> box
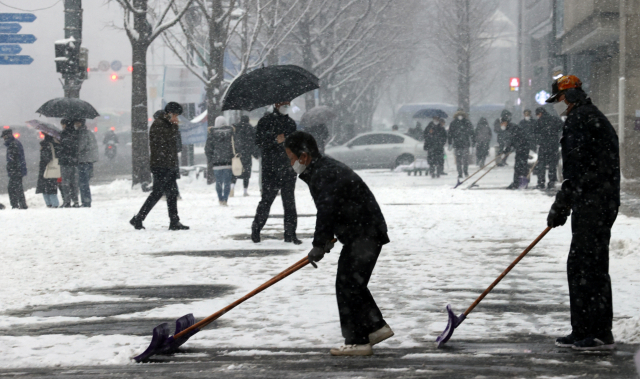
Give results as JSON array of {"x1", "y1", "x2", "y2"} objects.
[
  {"x1": 547, "y1": 202, "x2": 571, "y2": 228},
  {"x1": 307, "y1": 246, "x2": 325, "y2": 268},
  {"x1": 324, "y1": 239, "x2": 335, "y2": 253}
]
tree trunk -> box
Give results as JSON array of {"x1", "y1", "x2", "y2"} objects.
[
  {"x1": 299, "y1": 16, "x2": 315, "y2": 111},
  {"x1": 206, "y1": 0, "x2": 225, "y2": 126},
  {"x1": 130, "y1": 40, "x2": 151, "y2": 186},
  {"x1": 456, "y1": 0, "x2": 471, "y2": 113}
]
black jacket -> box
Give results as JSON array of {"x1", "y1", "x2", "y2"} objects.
[
  {"x1": 448, "y1": 118, "x2": 475, "y2": 149},
  {"x1": 503, "y1": 122, "x2": 531, "y2": 154},
  {"x1": 149, "y1": 116, "x2": 180, "y2": 169},
  {"x1": 299, "y1": 155, "x2": 390, "y2": 247},
  {"x1": 233, "y1": 120, "x2": 257, "y2": 168},
  {"x1": 59, "y1": 127, "x2": 79, "y2": 167},
  {"x1": 423, "y1": 122, "x2": 447, "y2": 151},
  {"x1": 535, "y1": 110, "x2": 563, "y2": 150},
  {"x1": 4, "y1": 136, "x2": 27, "y2": 177},
  {"x1": 474, "y1": 121, "x2": 492, "y2": 150},
  {"x1": 205, "y1": 125, "x2": 234, "y2": 168},
  {"x1": 255, "y1": 110, "x2": 297, "y2": 178},
  {"x1": 554, "y1": 97, "x2": 620, "y2": 210},
  {"x1": 36, "y1": 139, "x2": 60, "y2": 194}
]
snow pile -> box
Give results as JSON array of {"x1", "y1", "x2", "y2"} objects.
[
  {"x1": 613, "y1": 316, "x2": 640, "y2": 343},
  {"x1": 610, "y1": 238, "x2": 640, "y2": 258}
]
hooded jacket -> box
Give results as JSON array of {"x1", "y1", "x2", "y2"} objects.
[
  {"x1": 205, "y1": 116, "x2": 235, "y2": 169},
  {"x1": 4, "y1": 135, "x2": 27, "y2": 177},
  {"x1": 423, "y1": 121, "x2": 447, "y2": 151},
  {"x1": 149, "y1": 113, "x2": 180, "y2": 169},
  {"x1": 448, "y1": 111, "x2": 475, "y2": 149},
  {"x1": 534, "y1": 108, "x2": 563, "y2": 150},
  {"x1": 474, "y1": 118, "x2": 492, "y2": 149}
]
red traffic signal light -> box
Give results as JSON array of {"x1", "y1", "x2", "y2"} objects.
[
  {"x1": 110, "y1": 74, "x2": 118, "y2": 81},
  {"x1": 128, "y1": 65, "x2": 133, "y2": 72}
]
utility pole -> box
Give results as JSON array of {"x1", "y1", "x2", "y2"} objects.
[
  {"x1": 618, "y1": 0, "x2": 626, "y2": 175},
  {"x1": 55, "y1": 0, "x2": 86, "y2": 98}
]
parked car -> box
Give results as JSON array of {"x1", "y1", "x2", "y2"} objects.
[{"x1": 325, "y1": 132, "x2": 425, "y2": 169}]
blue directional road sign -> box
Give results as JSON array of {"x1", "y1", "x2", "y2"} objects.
[
  {"x1": 0, "y1": 13, "x2": 36, "y2": 23},
  {"x1": 0, "y1": 55, "x2": 34, "y2": 65},
  {"x1": 0, "y1": 34, "x2": 36, "y2": 44},
  {"x1": 0, "y1": 23, "x2": 21, "y2": 34},
  {"x1": 0, "y1": 45, "x2": 21, "y2": 54}
]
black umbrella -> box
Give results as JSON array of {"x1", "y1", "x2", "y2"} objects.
[
  {"x1": 36, "y1": 97, "x2": 100, "y2": 119},
  {"x1": 413, "y1": 109, "x2": 448, "y2": 119},
  {"x1": 222, "y1": 65, "x2": 319, "y2": 111}
]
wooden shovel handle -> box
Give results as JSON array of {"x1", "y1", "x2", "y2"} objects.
[
  {"x1": 456, "y1": 155, "x2": 499, "y2": 186},
  {"x1": 467, "y1": 152, "x2": 511, "y2": 189},
  {"x1": 463, "y1": 227, "x2": 551, "y2": 316}
]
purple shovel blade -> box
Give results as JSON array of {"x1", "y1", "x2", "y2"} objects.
[
  {"x1": 518, "y1": 176, "x2": 529, "y2": 189},
  {"x1": 435, "y1": 304, "x2": 466, "y2": 348},
  {"x1": 453, "y1": 178, "x2": 463, "y2": 189},
  {"x1": 133, "y1": 322, "x2": 171, "y2": 362}
]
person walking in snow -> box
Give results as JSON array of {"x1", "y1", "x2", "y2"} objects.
[
  {"x1": 423, "y1": 117, "x2": 447, "y2": 178},
  {"x1": 251, "y1": 101, "x2": 300, "y2": 244},
  {"x1": 2, "y1": 128, "x2": 28, "y2": 209},
  {"x1": 546, "y1": 75, "x2": 620, "y2": 351},
  {"x1": 77, "y1": 120, "x2": 99, "y2": 207},
  {"x1": 448, "y1": 110, "x2": 474, "y2": 178},
  {"x1": 230, "y1": 115, "x2": 257, "y2": 197},
  {"x1": 474, "y1": 117, "x2": 492, "y2": 167},
  {"x1": 59, "y1": 119, "x2": 80, "y2": 208},
  {"x1": 130, "y1": 102, "x2": 189, "y2": 231},
  {"x1": 284, "y1": 131, "x2": 393, "y2": 356},
  {"x1": 36, "y1": 134, "x2": 61, "y2": 208},
  {"x1": 205, "y1": 115, "x2": 235, "y2": 205},
  {"x1": 533, "y1": 107, "x2": 563, "y2": 190},
  {"x1": 501, "y1": 109, "x2": 532, "y2": 189}
]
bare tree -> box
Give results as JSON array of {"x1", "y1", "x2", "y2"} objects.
[
  {"x1": 428, "y1": 0, "x2": 499, "y2": 112},
  {"x1": 112, "y1": 0, "x2": 194, "y2": 187}
]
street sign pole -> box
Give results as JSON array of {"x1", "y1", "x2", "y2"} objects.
[{"x1": 62, "y1": 0, "x2": 84, "y2": 98}]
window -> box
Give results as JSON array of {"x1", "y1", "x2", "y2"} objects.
[{"x1": 350, "y1": 134, "x2": 404, "y2": 146}]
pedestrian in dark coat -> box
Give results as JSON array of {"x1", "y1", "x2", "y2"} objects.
[
  {"x1": 408, "y1": 122, "x2": 423, "y2": 141},
  {"x1": 231, "y1": 115, "x2": 257, "y2": 196},
  {"x1": 546, "y1": 75, "x2": 620, "y2": 351},
  {"x1": 534, "y1": 107, "x2": 563, "y2": 189},
  {"x1": 252, "y1": 101, "x2": 300, "y2": 244},
  {"x1": 305, "y1": 122, "x2": 330, "y2": 153},
  {"x1": 2, "y1": 129, "x2": 27, "y2": 209},
  {"x1": 423, "y1": 117, "x2": 447, "y2": 177},
  {"x1": 36, "y1": 134, "x2": 61, "y2": 208},
  {"x1": 284, "y1": 131, "x2": 393, "y2": 356},
  {"x1": 59, "y1": 119, "x2": 80, "y2": 207},
  {"x1": 474, "y1": 117, "x2": 492, "y2": 167},
  {"x1": 448, "y1": 110, "x2": 475, "y2": 178},
  {"x1": 77, "y1": 121, "x2": 99, "y2": 207},
  {"x1": 501, "y1": 110, "x2": 533, "y2": 189},
  {"x1": 130, "y1": 102, "x2": 189, "y2": 231},
  {"x1": 205, "y1": 115, "x2": 235, "y2": 205}
]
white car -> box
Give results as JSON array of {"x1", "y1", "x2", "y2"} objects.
[{"x1": 325, "y1": 132, "x2": 425, "y2": 169}]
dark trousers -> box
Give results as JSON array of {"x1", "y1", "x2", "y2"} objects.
[
  {"x1": 476, "y1": 144, "x2": 489, "y2": 167},
  {"x1": 427, "y1": 148, "x2": 444, "y2": 176},
  {"x1": 231, "y1": 176, "x2": 250, "y2": 189},
  {"x1": 536, "y1": 146, "x2": 559, "y2": 185},
  {"x1": 78, "y1": 162, "x2": 93, "y2": 206},
  {"x1": 61, "y1": 165, "x2": 79, "y2": 205},
  {"x1": 253, "y1": 171, "x2": 297, "y2": 237},
  {"x1": 454, "y1": 148, "x2": 469, "y2": 177},
  {"x1": 8, "y1": 175, "x2": 27, "y2": 209},
  {"x1": 568, "y1": 203, "x2": 617, "y2": 338},
  {"x1": 512, "y1": 149, "x2": 529, "y2": 184},
  {"x1": 136, "y1": 168, "x2": 179, "y2": 223},
  {"x1": 336, "y1": 238, "x2": 386, "y2": 344}
]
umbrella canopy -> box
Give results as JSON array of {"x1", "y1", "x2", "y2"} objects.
[
  {"x1": 221, "y1": 65, "x2": 319, "y2": 111},
  {"x1": 25, "y1": 119, "x2": 61, "y2": 140},
  {"x1": 36, "y1": 97, "x2": 100, "y2": 119},
  {"x1": 413, "y1": 109, "x2": 448, "y2": 119},
  {"x1": 300, "y1": 106, "x2": 336, "y2": 127}
]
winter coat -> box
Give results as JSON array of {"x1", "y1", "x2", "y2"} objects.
[
  {"x1": 233, "y1": 120, "x2": 256, "y2": 178},
  {"x1": 553, "y1": 97, "x2": 620, "y2": 211},
  {"x1": 474, "y1": 120, "x2": 492, "y2": 151},
  {"x1": 534, "y1": 110, "x2": 563, "y2": 150},
  {"x1": 59, "y1": 127, "x2": 79, "y2": 167},
  {"x1": 423, "y1": 122, "x2": 447, "y2": 151},
  {"x1": 448, "y1": 112, "x2": 475, "y2": 149},
  {"x1": 518, "y1": 118, "x2": 537, "y2": 150},
  {"x1": 503, "y1": 122, "x2": 531, "y2": 154},
  {"x1": 299, "y1": 155, "x2": 390, "y2": 247},
  {"x1": 305, "y1": 123, "x2": 330, "y2": 153},
  {"x1": 77, "y1": 127, "x2": 99, "y2": 163},
  {"x1": 255, "y1": 109, "x2": 297, "y2": 179},
  {"x1": 4, "y1": 136, "x2": 27, "y2": 177},
  {"x1": 205, "y1": 125, "x2": 235, "y2": 169},
  {"x1": 149, "y1": 115, "x2": 180, "y2": 169},
  {"x1": 36, "y1": 139, "x2": 60, "y2": 194}
]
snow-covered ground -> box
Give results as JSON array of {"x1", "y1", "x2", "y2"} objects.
[{"x1": 1, "y1": 153, "x2": 639, "y2": 368}]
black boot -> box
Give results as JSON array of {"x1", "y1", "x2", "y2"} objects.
[
  {"x1": 251, "y1": 223, "x2": 261, "y2": 243},
  {"x1": 130, "y1": 215, "x2": 145, "y2": 230},
  {"x1": 284, "y1": 235, "x2": 302, "y2": 245},
  {"x1": 169, "y1": 221, "x2": 189, "y2": 230}
]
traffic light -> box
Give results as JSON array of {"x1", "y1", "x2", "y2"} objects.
[
  {"x1": 78, "y1": 47, "x2": 89, "y2": 80},
  {"x1": 54, "y1": 38, "x2": 89, "y2": 81},
  {"x1": 110, "y1": 73, "x2": 118, "y2": 81}
]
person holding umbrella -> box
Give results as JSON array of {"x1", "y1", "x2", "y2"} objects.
[
  {"x1": 2, "y1": 129, "x2": 28, "y2": 209},
  {"x1": 130, "y1": 102, "x2": 189, "y2": 231},
  {"x1": 284, "y1": 131, "x2": 393, "y2": 356},
  {"x1": 59, "y1": 119, "x2": 80, "y2": 208},
  {"x1": 252, "y1": 101, "x2": 300, "y2": 244}
]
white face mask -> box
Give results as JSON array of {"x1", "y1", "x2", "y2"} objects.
[
  {"x1": 292, "y1": 160, "x2": 307, "y2": 175},
  {"x1": 278, "y1": 105, "x2": 290, "y2": 115},
  {"x1": 500, "y1": 125, "x2": 506, "y2": 131},
  {"x1": 553, "y1": 101, "x2": 569, "y2": 116},
  {"x1": 524, "y1": 116, "x2": 531, "y2": 121},
  {"x1": 457, "y1": 116, "x2": 463, "y2": 120}
]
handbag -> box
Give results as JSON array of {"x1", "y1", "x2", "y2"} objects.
[
  {"x1": 44, "y1": 143, "x2": 61, "y2": 179},
  {"x1": 231, "y1": 133, "x2": 244, "y2": 176}
]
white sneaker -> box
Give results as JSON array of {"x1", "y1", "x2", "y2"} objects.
[
  {"x1": 368, "y1": 324, "x2": 394, "y2": 346},
  {"x1": 219, "y1": 201, "x2": 228, "y2": 206},
  {"x1": 229, "y1": 188, "x2": 234, "y2": 197},
  {"x1": 329, "y1": 344, "x2": 373, "y2": 356}
]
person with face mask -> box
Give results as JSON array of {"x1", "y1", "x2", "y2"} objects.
[
  {"x1": 252, "y1": 101, "x2": 300, "y2": 244},
  {"x1": 545, "y1": 75, "x2": 620, "y2": 351},
  {"x1": 447, "y1": 110, "x2": 475, "y2": 178},
  {"x1": 284, "y1": 131, "x2": 393, "y2": 356},
  {"x1": 533, "y1": 107, "x2": 563, "y2": 190}
]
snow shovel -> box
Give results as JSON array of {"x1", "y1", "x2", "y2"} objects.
[
  {"x1": 436, "y1": 226, "x2": 551, "y2": 348},
  {"x1": 453, "y1": 155, "x2": 501, "y2": 189},
  {"x1": 518, "y1": 160, "x2": 539, "y2": 189},
  {"x1": 466, "y1": 152, "x2": 511, "y2": 189},
  {"x1": 134, "y1": 254, "x2": 316, "y2": 362}
]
